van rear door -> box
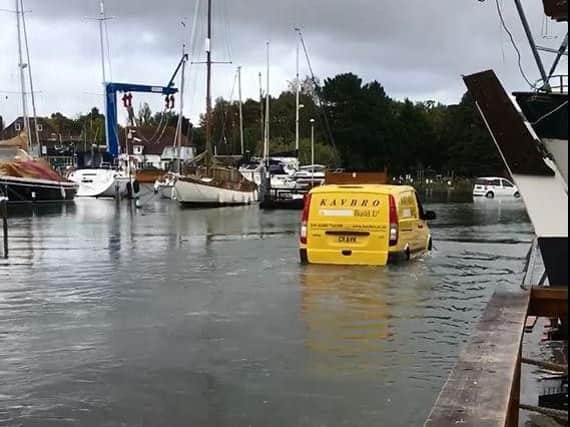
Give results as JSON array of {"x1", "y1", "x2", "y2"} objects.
[{"x1": 307, "y1": 189, "x2": 390, "y2": 266}]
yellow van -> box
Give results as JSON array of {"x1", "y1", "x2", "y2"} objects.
[{"x1": 299, "y1": 185, "x2": 436, "y2": 266}]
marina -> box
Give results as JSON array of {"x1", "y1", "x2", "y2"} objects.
[
  {"x1": 0, "y1": 196, "x2": 537, "y2": 426},
  {"x1": 0, "y1": 0, "x2": 568, "y2": 425}
]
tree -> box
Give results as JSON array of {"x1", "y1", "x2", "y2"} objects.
[
  {"x1": 321, "y1": 73, "x2": 393, "y2": 170},
  {"x1": 441, "y1": 93, "x2": 503, "y2": 176}
]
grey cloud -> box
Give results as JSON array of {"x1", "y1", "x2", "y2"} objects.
[{"x1": 1, "y1": 0, "x2": 567, "y2": 124}]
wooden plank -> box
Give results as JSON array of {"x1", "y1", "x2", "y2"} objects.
[
  {"x1": 325, "y1": 171, "x2": 389, "y2": 185},
  {"x1": 528, "y1": 287, "x2": 568, "y2": 318},
  {"x1": 425, "y1": 292, "x2": 530, "y2": 427}
]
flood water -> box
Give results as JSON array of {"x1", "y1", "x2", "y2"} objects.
[{"x1": 0, "y1": 195, "x2": 536, "y2": 426}]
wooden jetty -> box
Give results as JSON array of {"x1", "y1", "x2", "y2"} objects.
[{"x1": 426, "y1": 287, "x2": 568, "y2": 426}]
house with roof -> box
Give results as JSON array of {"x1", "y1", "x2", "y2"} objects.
[
  {"x1": 120, "y1": 126, "x2": 195, "y2": 171},
  {"x1": 0, "y1": 117, "x2": 83, "y2": 156}
]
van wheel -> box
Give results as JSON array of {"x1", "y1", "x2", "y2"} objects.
[
  {"x1": 514, "y1": 192, "x2": 521, "y2": 199},
  {"x1": 486, "y1": 191, "x2": 495, "y2": 199},
  {"x1": 405, "y1": 247, "x2": 411, "y2": 261},
  {"x1": 428, "y1": 238, "x2": 433, "y2": 251},
  {"x1": 300, "y1": 249, "x2": 309, "y2": 265}
]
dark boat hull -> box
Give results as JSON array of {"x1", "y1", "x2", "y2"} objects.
[{"x1": 0, "y1": 176, "x2": 77, "y2": 204}]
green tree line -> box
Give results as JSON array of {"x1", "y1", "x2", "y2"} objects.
[
  {"x1": 196, "y1": 72, "x2": 503, "y2": 176},
  {"x1": 35, "y1": 72, "x2": 503, "y2": 177}
]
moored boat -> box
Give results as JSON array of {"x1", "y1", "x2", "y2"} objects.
[
  {"x1": 67, "y1": 168, "x2": 131, "y2": 198},
  {"x1": 175, "y1": 163, "x2": 257, "y2": 206},
  {"x1": 176, "y1": 174, "x2": 257, "y2": 206},
  {"x1": 0, "y1": 135, "x2": 77, "y2": 204},
  {"x1": 154, "y1": 172, "x2": 178, "y2": 200},
  {"x1": 175, "y1": 0, "x2": 258, "y2": 207},
  {"x1": 0, "y1": 172, "x2": 77, "y2": 204}
]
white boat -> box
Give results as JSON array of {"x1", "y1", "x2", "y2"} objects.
[
  {"x1": 239, "y1": 161, "x2": 264, "y2": 186},
  {"x1": 154, "y1": 173, "x2": 178, "y2": 200},
  {"x1": 240, "y1": 158, "x2": 300, "y2": 190},
  {"x1": 68, "y1": 169, "x2": 132, "y2": 198},
  {"x1": 175, "y1": 174, "x2": 257, "y2": 206},
  {"x1": 294, "y1": 164, "x2": 326, "y2": 188}
]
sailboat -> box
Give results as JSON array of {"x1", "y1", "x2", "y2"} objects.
[
  {"x1": 175, "y1": 0, "x2": 258, "y2": 207},
  {"x1": 69, "y1": 0, "x2": 132, "y2": 199},
  {"x1": 153, "y1": 43, "x2": 190, "y2": 201},
  {"x1": 0, "y1": 0, "x2": 77, "y2": 204}
]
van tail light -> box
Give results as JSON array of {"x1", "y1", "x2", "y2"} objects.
[
  {"x1": 389, "y1": 195, "x2": 399, "y2": 246},
  {"x1": 300, "y1": 193, "x2": 312, "y2": 245}
]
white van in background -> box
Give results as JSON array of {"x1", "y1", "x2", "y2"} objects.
[{"x1": 473, "y1": 177, "x2": 521, "y2": 199}]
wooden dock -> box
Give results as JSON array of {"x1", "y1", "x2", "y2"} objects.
[{"x1": 426, "y1": 287, "x2": 568, "y2": 426}]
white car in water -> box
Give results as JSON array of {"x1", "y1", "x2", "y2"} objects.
[{"x1": 473, "y1": 177, "x2": 521, "y2": 199}]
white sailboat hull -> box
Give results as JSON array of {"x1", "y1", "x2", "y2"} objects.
[
  {"x1": 175, "y1": 179, "x2": 257, "y2": 206},
  {"x1": 69, "y1": 169, "x2": 131, "y2": 198},
  {"x1": 159, "y1": 184, "x2": 177, "y2": 200}
]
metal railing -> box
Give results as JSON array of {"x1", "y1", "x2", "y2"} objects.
[{"x1": 537, "y1": 74, "x2": 569, "y2": 93}]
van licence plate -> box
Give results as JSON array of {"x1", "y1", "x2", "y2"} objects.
[{"x1": 338, "y1": 235, "x2": 359, "y2": 244}]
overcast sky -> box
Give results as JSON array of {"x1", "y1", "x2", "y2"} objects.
[{"x1": 0, "y1": 0, "x2": 567, "y2": 126}]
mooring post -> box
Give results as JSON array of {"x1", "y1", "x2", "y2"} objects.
[{"x1": 1, "y1": 195, "x2": 8, "y2": 259}]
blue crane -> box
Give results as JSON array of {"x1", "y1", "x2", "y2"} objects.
[
  {"x1": 104, "y1": 83, "x2": 178, "y2": 158},
  {"x1": 104, "y1": 53, "x2": 188, "y2": 158}
]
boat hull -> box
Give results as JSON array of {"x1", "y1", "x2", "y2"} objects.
[
  {"x1": 159, "y1": 184, "x2": 177, "y2": 200},
  {"x1": 69, "y1": 170, "x2": 131, "y2": 198},
  {"x1": 0, "y1": 175, "x2": 77, "y2": 204},
  {"x1": 175, "y1": 179, "x2": 257, "y2": 207},
  {"x1": 464, "y1": 71, "x2": 568, "y2": 289}
]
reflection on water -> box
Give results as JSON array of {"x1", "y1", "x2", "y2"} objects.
[
  {"x1": 0, "y1": 196, "x2": 534, "y2": 426},
  {"x1": 301, "y1": 265, "x2": 393, "y2": 376}
]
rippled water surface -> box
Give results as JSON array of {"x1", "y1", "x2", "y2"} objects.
[{"x1": 0, "y1": 197, "x2": 533, "y2": 426}]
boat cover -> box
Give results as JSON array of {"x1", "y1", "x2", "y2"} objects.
[{"x1": 0, "y1": 159, "x2": 67, "y2": 182}]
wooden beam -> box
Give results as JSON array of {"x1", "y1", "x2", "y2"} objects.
[
  {"x1": 528, "y1": 287, "x2": 568, "y2": 318},
  {"x1": 463, "y1": 70, "x2": 554, "y2": 177},
  {"x1": 425, "y1": 292, "x2": 530, "y2": 427}
]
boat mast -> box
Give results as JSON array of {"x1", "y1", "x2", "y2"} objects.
[
  {"x1": 177, "y1": 43, "x2": 188, "y2": 174},
  {"x1": 263, "y1": 42, "x2": 270, "y2": 162},
  {"x1": 295, "y1": 28, "x2": 301, "y2": 154},
  {"x1": 259, "y1": 72, "x2": 264, "y2": 151},
  {"x1": 99, "y1": 0, "x2": 107, "y2": 84},
  {"x1": 512, "y1": 0, "x2": 550, "y2": 90},
  {"x1": 19, "y1": 0, "x2": 40, "y2": 156},
  {"x1": 15, "y1": 0, "x2": 30, "y2": 150},
  {"x1": 205, "y1": 0, "x2": 213, "y2": 160},
  {"x1": 95, "y1": 0, "x2": 113, "y2": 163},
  {"x1": 238, "y1": 66, "x2": 245, "y2": 155}
]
